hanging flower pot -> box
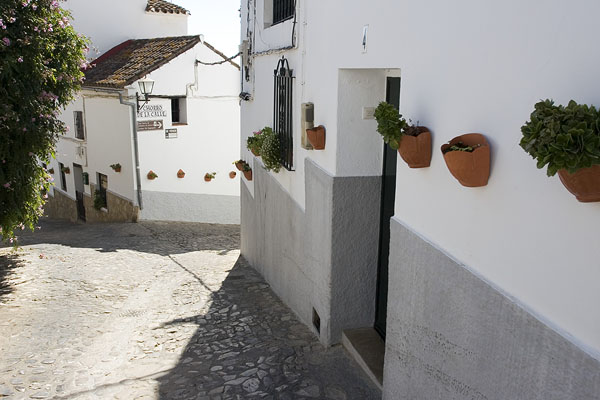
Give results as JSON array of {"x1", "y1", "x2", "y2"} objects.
[
  {"x1": 204, "y1": 172, "x2": 216, "y2": 182},
  {"x1": 48, "y1": 168, "x2": 55, "y2": 174},
  {"x1": 234, "y1": 160, "x2": 245, "y2": 171},
  {"x1": 557, "y1": 166, "x2": 600, "y2": 202},
  {"x1": 177, "y1": 169, "x2": 185, "y2": 179},
  {"x1": 229, "y1": 171, "x2": 237, "y2": 179},
  {"x1": 61, "y1": 166, "x2": 70, "y2": 174},
  {"x1": 441, "y1": 133, "x2": 490, "y2": 187},
  {"x1": 147, "y1": 170, "x2": 158, "y2": 180},
  {"x1": 243, "y1": 167, "x2": 253, "y2": 181},
  {"x1": 306, "y1": 125, "x2": 326, "y2": 150},
  {"x1": 399, "y1": 126, "x2": 432, "y2": 168},
  {"x1": 110, "y1": 163, "x2": 122, "y2": 173}
]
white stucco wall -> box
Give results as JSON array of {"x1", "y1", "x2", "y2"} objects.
[
  {"x1": 63, "y1": 0, "x2": 188, "y2": 55},
  {"x1": 241, "y1": 0, "x2": 600, "y2": 359},
  {"x1": 52, "y1": 91, "x2": 136, "y2": 201}
]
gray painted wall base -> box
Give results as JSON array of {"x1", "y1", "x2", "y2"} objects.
[
  {"x1": 241, "y1": 158, "x2": 380, "y2": 345},
  {"x1": 384, "y1": 218, "x2": 600, "y2": 400},
  {"x1": 140, "y1": 191, "x2": 240, "y2": 224}
]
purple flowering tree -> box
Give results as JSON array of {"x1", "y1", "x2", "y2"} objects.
[{"x1": 0, "y1": 0, "x2": 89, "y2": 244}]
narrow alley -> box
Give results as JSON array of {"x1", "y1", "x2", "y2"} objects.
[{"x1": 0, "y1": 220, "x2": 379, "y2": 400}]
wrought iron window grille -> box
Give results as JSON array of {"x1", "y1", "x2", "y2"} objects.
[
  {"x1": 274, "y1": 56, "x2": 294, "y2": 171},
  {"x1": 273, "y1": 0, "x2": 295, "y2": 25}
]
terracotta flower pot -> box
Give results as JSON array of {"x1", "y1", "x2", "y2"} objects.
[
  {"x1": 557, "y1": 165, "x2": 600, "y2": 202},
  {"x1": 399, "y1": 128, "x2": 432, "y2": 168},
  {"x1": 177, "y1": 169, "x2": 185, "y2": 178},
  {"x1": 114, "y1": 168, "x2": 121, "y2": 173},
  {"x1": 147, "y1": 170, "x2": 157, "y2": 180},
  {"x1": 306, "y1": 125, "x2": 326, "y2": 150},
  {"x1": 251, "y1": 148, "x2": 259, "y2": 157},
  {"x1": 204, "y1": 176, "x2": 212, "y2": 182},
  {"x1": 235, "y1": 161, "x2": 244, "y2": 171},
  {"x1": 441, "y1": 133, "x2": 490, "y2": 187},
  {"x1": 243, "y1": 169, "x2": 253, "y2": 181},
  {"x1": 229, "y1": 171, "x2": 237, "y2": 179}
]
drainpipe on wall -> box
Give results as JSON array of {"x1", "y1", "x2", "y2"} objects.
[{"x1": 88, "y1": 87, "x2": 143, "y2": 210}]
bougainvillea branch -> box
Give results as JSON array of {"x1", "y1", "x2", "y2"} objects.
[{"x1": 0, "y1": 0, "x2": 89, "y2": 244}]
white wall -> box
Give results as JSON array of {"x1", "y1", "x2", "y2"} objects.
[
  {"x1": 132, "y1": 43, "x2": 241, "y2": 202},
  {"x1": 53, "y1": 91, "x2": 136, "y2": 201},
  {"x1": 63, "y1": 0, "x2": 188, "y2": 55},
  {"x1": 241, "y1": 0, "x2": 600, "y2": 359}
]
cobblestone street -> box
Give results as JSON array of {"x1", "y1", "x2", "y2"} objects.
[{"x1": 0, "y1": 220, "x2": 379, "y2": 400}]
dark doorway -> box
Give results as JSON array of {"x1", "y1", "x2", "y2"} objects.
[
  {"x1": 374, "y1": 77, "x2": 400, "y2": 340},
  {"x1": 73, "y1": 164, "x2": 86, "y2": 222}
]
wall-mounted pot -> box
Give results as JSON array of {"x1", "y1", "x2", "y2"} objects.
[
  {"x1": 399, "y1": 127, "x2": 431, "y2": 168},
  {"x1": 243, "y1": 169, "x2": 253, "y2": 181},
  {"x1": 441, "y1": 133, "x2": 490, "y2": 187},
  {"x1": 306, "y1": 125, "x2": 326, "y2": 150},
  {"x1": 557, "y1": 165, "x2": 600, "y2": 202}
]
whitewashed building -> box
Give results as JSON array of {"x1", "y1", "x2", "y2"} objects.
[
  {"x1": 46, "y1": 1, "x2": 241, "y2": 224},
  {"x1": 239, "y1": 0, "x2": 600, "y2": 398}
]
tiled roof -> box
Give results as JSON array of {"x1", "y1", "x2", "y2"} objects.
[
  {"x1": 146, "y1": 0, "x2": 190, "y2": 15},
  {"x1": 83, "y1": 36, "x2": 202, "y2": 89}
]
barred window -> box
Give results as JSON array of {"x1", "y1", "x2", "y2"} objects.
[
  {"x1": 97, "y1": 173, "x2": 108, "y2": 209},
  {"x1": 74, "y1": 111, "x2": 85, "y2": 140},
  {"x1": 274, "y1": 57, "x2": 294, "y2": 171},
  {"x1": 273, "y1": 0, "x2": 294, "y2": 25}
]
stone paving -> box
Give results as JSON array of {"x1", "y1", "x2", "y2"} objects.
[{"x1": 0, "y1": 219, "x2": 380, "y2": 400}]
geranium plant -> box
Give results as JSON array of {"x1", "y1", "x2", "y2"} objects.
[
  {"x1": 374, "y1": 102, "x2": 408, "y2": 150},
  {"x1": 520, "y1": 99, "x2": 600, "y2": 176},
  {"x1": 246, "y1": 130, "x2": 265, "y2": 156},
  {"x1": 0, "y1": 0, "x2": 90, "y2": 244}
]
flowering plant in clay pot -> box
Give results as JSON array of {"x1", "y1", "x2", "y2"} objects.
[
  {"x1": 110, "y1": 163, "x2": 121, "y2": 172},
  {"x1": 246, "y1": 130, "x2": 265, "y2": 156},
  {"x1": 260, "y1": 127, "x2": 281, "y2": 172},
  {"x1": 374, "y1": 102, "x2": 432, "y2": 168},
  {"x1": 520, "y1": 99, "x2": 600, "y2": 202},
  {"x1": 204, "y1": 172, "x2": 216, "y2": 182},
  {"x1": 441, "y1": 134, "x2": 490, "y2": 187}
]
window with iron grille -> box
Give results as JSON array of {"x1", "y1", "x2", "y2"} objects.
[
  {"x1": 74, "y1": 111, "x2": 85, "y2": 140},
  {"x1": 58, "y1": 162, "x2": 67, "y2": 191},
  {"x1": 274, "y1": 57, "x2": 294, "y2": 171},
  {"x1": 97, "y1": 173, "x2": 108, "y2": 209},
  {"x1": 273, "y1": 0, "x2": 295, "y2": 25}
]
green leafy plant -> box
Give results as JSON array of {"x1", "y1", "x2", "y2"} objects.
[
  {"x1": 242, "y1": 162, "x2": 252, "y2": 172},
  {"x1": 61, "y1": 166, "x2": 70, "y2": 174},
  {"x1": 93, "y1": 190, "x2": 106, "y2": 210},
  {"x1": 442, "y1": 142, "x2": 480, "y2": 154},
  {"x1": 520, "y1": 99, "x2": 600, "y2": 176},
  {"x1": 0, "y1": 0, "x2": 90, "y2": 244},
  {"x1": 374, "y1": 102, "x2": 408, "y2": 150},
  {"x1": 147, "y1": 170, "x2": 158, "y2": 180},
  {"x1": 260, "y1": 127, "x2": 281, "y2": 172},
  {"x1": 246, "y1": 130, "x2": 265, "y2": 155},
  {"x1": 204, "y1": 172, "x2": 216, "y2": 180},
  {"x1": 110, "y1": 163, "x2": 121, "y2": 172}
]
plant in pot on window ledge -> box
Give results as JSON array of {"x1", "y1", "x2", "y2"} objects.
[
  {"x1": 110, "y1": 163, "x2": 121, "y2": 173},
  {"x1": 246, "y1": 129, "x2": 265, "y2": 157},
  {"x1": 260, "y1": 127, "x2": 281, "y2": 173},
  {"x1": 374, "y1": 102, "x2": 432, "y2": 168},
  {"x1": 520, "y1": 99, "x2": 600, "y2": 202}
]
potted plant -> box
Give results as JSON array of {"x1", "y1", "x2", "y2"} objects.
[
  {"x1": 441, "y1": 134, "x2": 490, "y2": 187},
  {"x1": 177, "y1": 169, "x2": 185, "y2": 178},
  {"x1": 147, "y1": 170, "x2": 158, "y2": 180},
  {"x1": 233, "y1": 159, "x2": 245, "y2": 171},
  {"x1": 246, "y1": 129, "x2": 265, "y2": 156},
  {"x1": 110, "y1": 163, "x2": 121, "y2": 173},
  {"x1": 229, "y1": 171, "x2": 237, "y2": 179},
  {"x1": 374, "y1": 102, "x2": 432, "y2": 168},
  {"x1": 204, "y1": 172, "x2": 216, "y2": 182},
  {"x1": 260, "y1": 127, "x2": 281, "y2": 172},
  {"x1": 48, "y1": 168, "x2": 54, "y2": 174},
  {"x1": 242, "y1": 163, "x2": 253, "y2": 181},
  {"x1": 93, "y1": 190, "x2": 106, "y2": 211},
  {"x1": 306, "y1": 125, "x2": 326, "y2": 150},
  {"x1": 61, "y1": 166, "x2": 70, "y2": 174},
  {"x1": 520, "y1": 99, "x2": 600, "y2": 202}
]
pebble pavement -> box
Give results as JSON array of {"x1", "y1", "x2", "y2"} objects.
[{"x1": 0, "y1": 219, "x2": 380, "y2": 399}]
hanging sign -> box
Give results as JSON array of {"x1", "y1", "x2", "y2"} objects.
[{"x1": 138, "y1": 120, "x2": 164, "y2": 131}]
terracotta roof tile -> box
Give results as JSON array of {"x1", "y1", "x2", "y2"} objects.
[
  {"x1": 83, "y1": 36, "x2": 201, "y2": 89},
  {"x1": 146, "y1": 0, "x2": 189, "y2": 15}
]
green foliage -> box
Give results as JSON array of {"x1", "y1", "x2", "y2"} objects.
[
  {"x1": 520, "y1": 99, "x2": 600, "y2": 176},
  {"x1": 205, "y1": 172, "x2": 216, "y2": 179},
  {"x1": 260, "y1": 127, "x2": 281, "y2": 172},
  {"x1": 442, "y1": 142, "x2": 480, "y2": 154},
  {"x1": 93, "y1": 190, "x2": 105, "y2": 210},
  {"x1": 110, "y1": 163, "x2": 121, "y2": 171},
  {"x1": 246, "y1": 130, "x2": 265, "y2": 155},
  {"x1": 374, "y1": 102, "x2": 407, "y2": 150},
  {"x1": 242, "y1": 162, "x2": 251, "y2": 172},
  {"x1": 0, "y1": 0, "x2": 89, "y2": 244}
]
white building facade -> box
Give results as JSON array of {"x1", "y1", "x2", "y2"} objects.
[
  {"x1": 47, "y1": 1, "x2": 241, "y2": 224},
  {"x1": 239, "y1": 0, "x2": 600, "y2": 398}
]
